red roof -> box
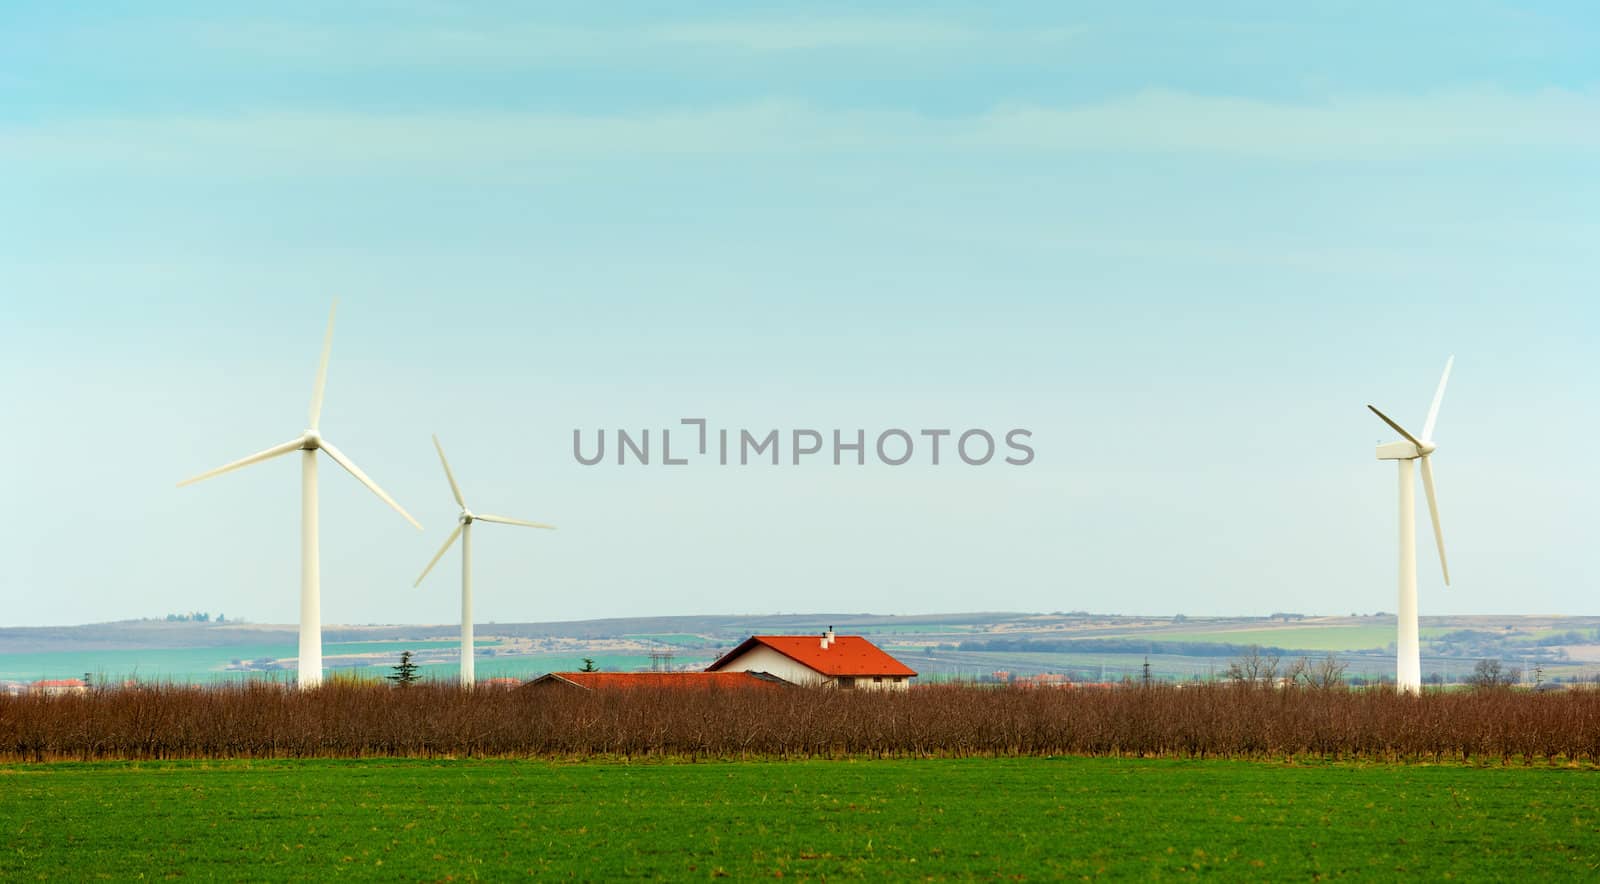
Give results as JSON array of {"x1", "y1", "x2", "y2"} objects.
[
  {"x1": 528, "y1": 671, "x2": 786, "y2": 691},
  {"x1": 707, "y1": 635, "x2": 917, "y2": 678}
]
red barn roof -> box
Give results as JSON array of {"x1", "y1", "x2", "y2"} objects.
[
  {"x1": 706, "y1": 635, "x2": 917, "y2": 678},
  {"x1": 526, "y1": 671, "x2": 787, "y2": 691}
]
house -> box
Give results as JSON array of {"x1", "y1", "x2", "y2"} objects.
[
  {"x1": 32, "y1": 678, "x2": 89, "y2": 696},
  {"x1": 705, "y1": 627, "x2": 916, "y2": 691},
  {"x1": 481, "y1": 677, "x2": 523, "y2": 689},
  {"x1": 526, "y1": 671, "x2": 788, "y2": 691}
]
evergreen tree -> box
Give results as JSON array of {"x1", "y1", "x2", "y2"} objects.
[
  {"x1": 580, "y1": 657, "x2": 598, "y2": 673},
  {"x1": 388, "y1": 651, "x2": 420, "y2": 686}
]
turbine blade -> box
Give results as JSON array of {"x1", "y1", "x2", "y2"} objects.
[
  {"x1": 1421, "y1": 355, "x2": 1454, "y2": 442},
  {"x1": 308, "y1": 300, "x2": 337, "y2": 430},
  {"x1": 318, "y1": 439, "x2": 423, "y2": 530},
  {"x1": 414, "y1": 524, "x2": 463, "y2": 587},
  {"x1": 1419, "y1": 455, "x2": 1450, "y2": 586},
  {"x1": 1367, "y1": 405, "x2": 1424, "y2": 450},
  {"x1": 476, "y1": 514, "x2": 556, "y2": 530},
  {"x1": 433, "y1": 434, "x2": 466, "y2": 508},
  {"x1": 177, "y1": 438, "x2": 303, "y2": 487}
]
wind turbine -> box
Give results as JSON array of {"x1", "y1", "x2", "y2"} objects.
[
  {"x1": 179, "y1": 301, "x2": 422, "y2": 688},
  {"x1": 414, "y1": 435, "x2": 555, "y2": 686},
  {"x1": 1368, "y1": 356, "x2": 1453, "y2": 694}
]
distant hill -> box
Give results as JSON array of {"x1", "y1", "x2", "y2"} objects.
[{"x1": 3, "y1": 612, "x2": 1597, "y2": 686}]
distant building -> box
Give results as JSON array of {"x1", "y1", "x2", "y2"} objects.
[
  {"x1": 1010, "y1": 673, "x2": 1072, "y2": 687},
  {"x1": 32, "y1": 678, "x2": 89, "y2": 696},
  {"x1": 526, "y1": 671, "x2": 787, "y2": 691},
  {"x1": 481, "y1": 677, "x2": 522, "y2": 689},
  {"x1": 705, "y1": 628, "x2": 917, "y2": 691}
]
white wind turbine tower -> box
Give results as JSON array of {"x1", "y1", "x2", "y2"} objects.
[
  {"x1": 1368, "y1": 356, "x2": 1453, "y2": 694},
  {"x1": 414, "y1": 435, "x2": 555, "y2": 686},
  {"x1": 179, "y1": 301, "x2": 422, "y2": 688}
]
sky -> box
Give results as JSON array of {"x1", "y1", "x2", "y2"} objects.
[{"x1": 1, "y1": 2, "x2": 1597, "y2": 627}]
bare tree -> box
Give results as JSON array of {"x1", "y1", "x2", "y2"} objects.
[
  {"x1": 1465, "y1": 658, "x2": 1520, "y2": 690},
  {"x1": 1289, "y1": 654, "x2": 1348, "y2": 690},
  {"x1": 1225, "y1": 645, "x2": 1281, "y2": 685}
]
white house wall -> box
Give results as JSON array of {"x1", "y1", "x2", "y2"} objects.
[
  {"x1": 716, "y1": 644, "x2": 912, "y2": 691},
  {"x1": 717, "y1": 645, "x2": 829, "y2": 686},
  {"x1": 854, "y1": 674, "x2": 910, "y2": 692}
]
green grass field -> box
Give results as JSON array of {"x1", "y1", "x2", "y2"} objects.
[
  {"x1": 3, "y1": 759, "x2": 1595, "y2": 879},
  {"x1": 1127, "y1": 626, "x2": 1446, "y2": 652}
]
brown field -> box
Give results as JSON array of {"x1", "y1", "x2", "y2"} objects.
[{"x1": 3, "y1": 681, "x2": 1598, "y2": 763}]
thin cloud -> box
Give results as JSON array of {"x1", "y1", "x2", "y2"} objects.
[
  {"x1": 152, "y1": 17, "x2": 1072, "y2": 66},
  {"x1": 3, "y1": 89, "x2": 1596, "y2": 173},
  {"x1": 970, "y1": 90, "x2": 1600, "y2": 156},
  {"x1": 649, "y1": 19, "x2": 985, "y2": 51}
]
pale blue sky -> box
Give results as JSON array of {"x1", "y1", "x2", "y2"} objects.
[{"x1": 2, "y1": 3, "x2": 1596, "y2": 627}]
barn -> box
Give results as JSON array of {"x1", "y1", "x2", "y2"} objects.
[{"x1": 705, "y1": 628, "x2": 916, "y2": 691}]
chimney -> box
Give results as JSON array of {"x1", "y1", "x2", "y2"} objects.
[{"x1": 825, "y1": 626, "x2": 835, "y2": 648}]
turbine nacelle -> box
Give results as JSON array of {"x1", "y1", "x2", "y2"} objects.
[
  {"x1": 1375, "y1": 439, "x2": 1437, "y2": 460},
  {"x1": 301, "y1": 430, "x2": 323, "y2": 451},
  {"x1": 460, "y1": 510, "x2": 475, "y2": 525}
]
